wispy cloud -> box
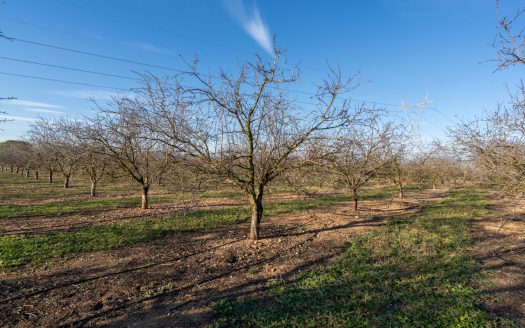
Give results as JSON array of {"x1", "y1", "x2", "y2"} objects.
[
  {"x1": 48, "y1": 89, "x2": 119, "y2": 101},
  {"x1": 224, "y1": 0, "x2": 274, "y2": 56},
  {"x1": 25, "y1": 108, "x2": 65, "y2": 114},
  {"x1": 125, "y1": 42, "x2": 173, "y2": 55},
  {"x1": 1, "y1": 99, "x2": 63, "y2": 109},
  {"x1": 0, "y1": 115, "x2": 38, "y2": 123}
]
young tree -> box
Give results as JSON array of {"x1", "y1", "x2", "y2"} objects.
[
  {"x1": 88, "y1": 97, "x2": 168, "y2": 209},
  {"x1": 388, "y1": 148, "x2": 409, "y2": 199},
  {"x1": 28, "y1": 118, "x2": 81, "y2": 188},
  {"x1": 143, "y1": 49, "x2": 358, "y2": 240},
  {"x1": 62, "y1": 120, "x2": 110, "y2": 197},
  {"x1": 319, "y1": 111, "x2": 396, "y2": 210},
  {"x1": 0, "y1": 140, "x2": 32, "y2": 173},
  {"x1": 450, "y1": 106, "x2": 525, "y2": 190}
]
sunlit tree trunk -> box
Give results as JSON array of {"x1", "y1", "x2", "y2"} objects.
[
  {"x1": 249, "y1": 196, "x2": 263, "y2": 240},
  {"x1": 90, "y1": 180, "x2": 97, "y2": 197},
  {"x1": 141, "y1": 185, "x2": 149, "y2": 209}
]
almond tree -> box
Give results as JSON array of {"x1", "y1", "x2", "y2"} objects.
[
  {"x1": 87, "y1": 97, "x2": 168, "y2": 209},
  {"x1": 494, "y1": 0, "x2": 525, "y2": 69},
  {"x1": 63, "y1": 120, "x2": 110, "y2": 197},
  {"x1": 0, "y1": 140, "x2": 32, "y2": 173},
  {"x1": 28, "y1": 118, "x2": 80, "y2": 188},
  {"x1": 320, "y1": 112, "x2": 396, "y2": 210},
  {"x1": 450, "y1": 107, "x2": 525, "y2": 190},
  {"x1": 143, "y1": 48, "x2": 358, "y2": 240}
]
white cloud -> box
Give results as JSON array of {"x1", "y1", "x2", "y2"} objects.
[
  {"x1": 1, "y1": 99, "x2": 63, "y2": 109},
  {"x1": 224, "y1": 0, "x2": 274, "y2": 56},
  {"x1": 0, "y1": 115, "x2": 37, "y2": 123},
  {"x1": 127, "y1": 42, "x2": 173, "y2": 55},
  {"x1": 25, "y1": 108, "x2": 65, "y2": 114},
  {"x1": 48, "y1": 89, "x2": 119, "y2": 101}
]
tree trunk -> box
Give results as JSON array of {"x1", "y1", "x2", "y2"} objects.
[
  {"x1": 16, "y1": 167, "x2": 19, "y2": 174},
  {"x1": 249, "y1": 198, "x2": 263, "y2": 240},
  {"x1": 352, "y1": 189, "x2": 358, "y2": 211},
  {"x1": 398, "y1": 185, "x2": 404, "y2": 199},
  {"x1": 35, "y1": 170, "x2": 39, "y2": 180},
  {"x1": 25, "y1": 170, "x2": 30, "y2": 178},
  {"x1": 9, "y1": 166, "x2": 13, "y2": 173},
  {"x1": 64, "y1": 175, "x2": 70, "y2": 188},
  {"x1": 90, "y1": 180, "x2": 97, "y2": 197},
  {"x1": 141, "y1": 185, "x2": 149, "y2": 209},
  {"x1": 49, "y1": 170, "x2": 53, "y2": 183}
]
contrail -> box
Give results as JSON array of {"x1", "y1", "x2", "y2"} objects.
[{"x1": 224, "y1": 0, "x2": 274, "y2": 56}]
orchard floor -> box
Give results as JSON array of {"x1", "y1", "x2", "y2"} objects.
[
  {"x1": 0, "y1": 188, "x2": 441, "y2": 327},
  {"x1": 472, "y1": 191, "x2": 525, "y2": 326}
]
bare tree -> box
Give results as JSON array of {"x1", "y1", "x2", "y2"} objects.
[
  {"x1": 63, "y1": 120, "x2": 110, "y2": 197},
  {"x1": 449, "y1": 106, "x2": 525, "y2": 190},
  {"x1": 494, "y1": 1, "x2": 525, "y2": 70},
  {"x1": 28, "y1": 118, "x2": 81, "y2": 188},
  {"x1": 387, "y1": 145, "x2": 410, "y2": 199},
  {"x1": 143, "y1": 48, "x2": 358, "y2": 240},
  {"x1": 318, "y1": 111, "x2": 396, "y2": 210},
  {"x1": 452, "y1": 2, "x2": 525, "y2": 190},
  {"x1": 87, "y1": 97, "x2": 168, "y2": 209},
  {"x1": 0, "y1": 140, "x2": 32, "y2": 172}
]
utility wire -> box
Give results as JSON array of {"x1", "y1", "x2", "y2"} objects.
[
  {"x1": 0, "y1": 56, "x2": 138, "y2": 81},
  {"x1": 11, "y1": 37, "x2": 185, "y2": 73},
  {"x1": 2, "y1": 35, "x2": 454, "y2": 137},
  {"x1": 6, "y1": 37, "x2": 441, "y2": 110},
  {"x1": 0, "y1": 71, "x2": 129, "y2": 91}
]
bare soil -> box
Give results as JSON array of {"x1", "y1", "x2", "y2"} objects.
[
  {"x1": 0, "y1": 189, "x2": 445, "y2": 327},
  {"x1": 471, "y1": 192, "x2": 525, "y2": 326},
  {"x1": 0, "y1": 193, "x2": 301, "y2": 236}
]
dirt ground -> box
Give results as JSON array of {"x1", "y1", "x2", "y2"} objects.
[
  {"x1": 0, "y1": 189, "x2": 445, "y2": 327},
  {"x1": 471, "y1": 192, "x2": 525, "y2": 326},
  {"x1": 0, "y1": 193, "x2": 301, "y2": 236}
]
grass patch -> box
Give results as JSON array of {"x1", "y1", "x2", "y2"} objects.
[
  {"x1": 211, "y1": 188, "x2": 514, "y2": 327},
  {"x1": 0, "y1": 192, "x2": 362, "y2": 269},
  {"x1": 0, "y1": 190, "x2": 246, "y2": 219}
]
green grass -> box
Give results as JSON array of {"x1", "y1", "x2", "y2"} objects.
[
  {"x1": 0, "y1": 192, "x2": 244, "y2": 219},
  {"x1": 0, "y1": 181, "x2": 394, "y2": 219},
  {"x1": 0, "y1": 172, "x2": 137, "y2": 200},
  {"x1": 211, "y1": 188, "x2": 514, "y2": 327},
  {"x1": 0, "y1": 192, "x2": 367, "y2": 269}
]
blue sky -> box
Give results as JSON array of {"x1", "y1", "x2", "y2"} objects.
[{"x1": 0, "y1": 0, "x2": 523, "y2": 141}]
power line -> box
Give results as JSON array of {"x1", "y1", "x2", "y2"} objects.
[
  {"x1": 2, "y1": 37, "x2": 456, "y2": 134},
  {"x1": 11, "y1": 37, "x2": 186, "y2": 73},
  {"x1": 430, "y1": 107, "x2": 456, "y2": 124},
  {"x1": 0, "y1": 56, "x2": 138, "y2": 81},
  {"x1": 5, "y1": 36, "x2": 449, "y2": 113},
  {"x1": 0, "y1": 71, "x2": 129, "y2": 91}
]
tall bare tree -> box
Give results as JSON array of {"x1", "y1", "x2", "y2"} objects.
[{"x1": 143, "y1": 48, "x2": 359, "y2": 240}]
